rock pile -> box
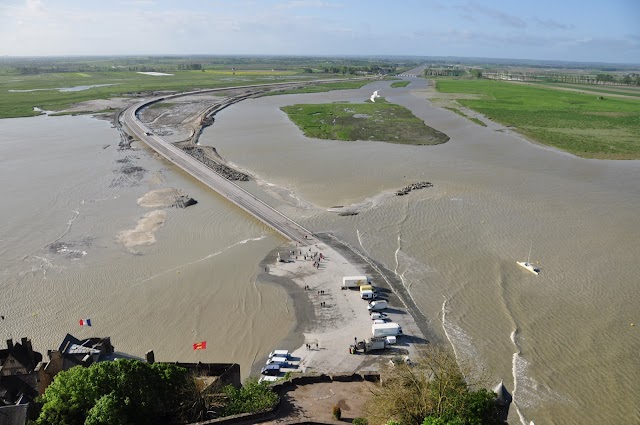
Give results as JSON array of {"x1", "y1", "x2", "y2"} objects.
[
  {"x1": 174, "y1": 195, "x2": 198, "y2": 208},
  {"x1": 182, "y1": 146, "x2": 249, "y2": 181},
  {"x1": 396, "y1": 181, "x2": 433, "y2": 196}
]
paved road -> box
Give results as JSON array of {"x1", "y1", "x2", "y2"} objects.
[{"x1": 122, "y1": 83, "x2": 324, "y2": 246}]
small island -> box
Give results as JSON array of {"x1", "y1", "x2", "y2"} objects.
[{"x1": 281, "y1": 99, "x2": 449, "y2": 145}]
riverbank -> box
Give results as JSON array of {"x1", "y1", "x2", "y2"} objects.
[{"x1": 251, "y1": 232, "x2": 435, "y2": 377}]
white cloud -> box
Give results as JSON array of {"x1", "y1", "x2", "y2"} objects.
[{"x1": 457, "y1": 2, "x2": 526, "y2": 29}]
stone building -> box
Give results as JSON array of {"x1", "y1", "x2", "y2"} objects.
[
  {"x1": 39, "y1": 333, "x2": 115, "y2": 391},
  {"x1": 0, "y1": 338, "x2": 42, "y2": 406}
]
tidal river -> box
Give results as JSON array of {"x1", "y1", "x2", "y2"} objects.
[
  {"x1": 1, "y1": 78, "x2": 639, "y2": 424},
  {"x1": 203, "y1": 78, "x2": 640, "y2": 424}
]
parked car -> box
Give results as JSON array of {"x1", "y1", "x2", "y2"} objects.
[{"x1": 259, "y1": 375, "x2": 280, "y2": 384}]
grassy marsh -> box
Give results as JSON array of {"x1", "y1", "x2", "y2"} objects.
[
  {"x1": 281, "y1": 99, "x2": 449, "y2": 145},
  {"x1": 390, "y1": 81, "x2": 411, "y2": 88},
  {"x1": 443, "y1": 106, "x2": 487, "y2": 127}
]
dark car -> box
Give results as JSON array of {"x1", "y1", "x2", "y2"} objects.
[{"x1": 261, "y1": 364, "x2": 280, "y2": 376}]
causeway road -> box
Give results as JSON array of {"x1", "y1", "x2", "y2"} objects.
[{"x1": 121, "y1": 82, "x2": 327, "y2": 246}]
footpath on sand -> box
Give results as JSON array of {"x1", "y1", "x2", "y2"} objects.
[{"x1": 255, "y1": 233, "x2": 432, "y2": 377}]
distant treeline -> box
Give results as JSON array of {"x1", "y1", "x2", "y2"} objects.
[
  {"x1": 0, "y1": 55, "x2": 417, "y2": 75},
  {"x1": 317, "y1": 65, "x2": 397, "y2": 75},
  {"x1": 423, "y1": 66, "x2": 466, "y2": 76},
  {"x1": 483, "y1": 71, "x2": 640, "y2": 86},
  {"x1": 421, "y1": 64, "x2": 640, "y2": 87},
  {"x1": 420, "y1": 58, "x2": 640, "y2": 72}
]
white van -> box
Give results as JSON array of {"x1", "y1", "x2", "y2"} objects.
[
  {"x1": 268, "y1": 350, "x2": 290, "y2": 359},
  {"x1": 367, "y1": 300, "x2": 388, "y2": 311},
  {"x1": 360, "y1": 289, "x2": 377, "y2": 300},
  {"x1": 266, "y1": 356, "x2": 289, "y2": 365}
]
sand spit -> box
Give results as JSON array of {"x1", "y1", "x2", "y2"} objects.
[
  {"x1": 137, "y1": 188, "x2": 184, "y2": 208},
  {"x1": 60, "y1": 97, "x2": 137, "y2": 115},
  {"x1": 116, "y1": 210, "x2": 167, "y2": 250}
]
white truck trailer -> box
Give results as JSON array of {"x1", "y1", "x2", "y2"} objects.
[
  {"x1": 341, "y1": 275, "x2": 371, "y2": 289},
  {"x1": 372, "y1": 322, "x2": 402, "y2": 337},
  {"x1": 354, "y1": 336, "x2": 387, "y2": 353}
]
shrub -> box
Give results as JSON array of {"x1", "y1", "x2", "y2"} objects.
[
  {"x1": 222, "y1": 379, "x2": 279, "y2": 416},
  {"x1": 353, "y1": 418, "x2": 369, "y2": 425},
  {"x1": 332, "y1": 405, "x2": 342, "y2": 420}
]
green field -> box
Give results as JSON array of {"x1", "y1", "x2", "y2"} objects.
[
  {"x1": 260, "y1": 80, "x2": 372, "y2": 96},
  {"x1": 391, "y1": 80, "x2": 411, "y2": 88},
  {"x1": 0, "y1": 70, "x2": 333, "y2": 119},
  {"x1": 0, "y1": 55, "x2": 417, "y2": 119},
  {"x1": 281, "y1": 99, "x2": 449, "y2": 145},
  {"x1": 435, "y1": 79, "x2": 640, "y2": 159},
  {"x1": 535, "y1": 82, "x2": 640, "y2": 98}
]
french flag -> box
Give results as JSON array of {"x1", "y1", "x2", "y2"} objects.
[{"x1": 79, "y1": 319, "x2": 92, "y2": 327}]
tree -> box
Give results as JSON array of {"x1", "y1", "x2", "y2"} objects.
[
  {"x1": 469, "y1": 69, "x2": 483, "y2": 79},
  {"x1": 36, "y1": 359, "x2": 196, "y2": 425},
  {"x1": 365, "y1": 347, "x2": 501, "y2": 425},
  {"x1": 596, "y1": 73, "x2": 614, "y2": 84}
]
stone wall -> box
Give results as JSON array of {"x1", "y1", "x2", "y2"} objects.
[{"x1": 187, "y1": 372, "x2": 380, "y2": 425}]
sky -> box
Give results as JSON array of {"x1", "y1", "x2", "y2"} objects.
[{"x1": 0, "y1": 0, "x2": 639, "y2": 63}]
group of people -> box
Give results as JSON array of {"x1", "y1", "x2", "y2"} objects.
[{"x1": 305, "y1": 342, "x2": 319, "y2": 350}]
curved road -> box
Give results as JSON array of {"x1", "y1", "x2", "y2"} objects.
[{"x1": 122, "y1": 82, "x2": 330, "y2": 246}]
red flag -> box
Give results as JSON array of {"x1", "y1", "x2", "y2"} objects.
[{"x1": 193, "y1": 341, "x2": 207, "y2": 351}]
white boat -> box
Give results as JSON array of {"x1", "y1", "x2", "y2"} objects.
[
  {"x1": 518, "y1": 244, "x2": 540, "y2": 275},
  {"x1": 517, "y1": 261, "x2": 539, "y2": 275}
]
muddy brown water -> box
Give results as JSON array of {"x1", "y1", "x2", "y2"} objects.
[
  {"x1": 1, "y1": 78, "x2": 639, "y2": 424},
  {"x1": 202, "y1": 79, "x2": 640, "y2": 424}
]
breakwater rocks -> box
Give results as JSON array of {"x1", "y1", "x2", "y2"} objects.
[
  {"x1": 182, "y1": 146, "x2": 249, "y2": 181},
  {"x1": 174, "y1": 195, "x2": 197, "y2": 208},
  {"x1": 396, "y1": 181, "x2": 433, "y2": 196}
]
